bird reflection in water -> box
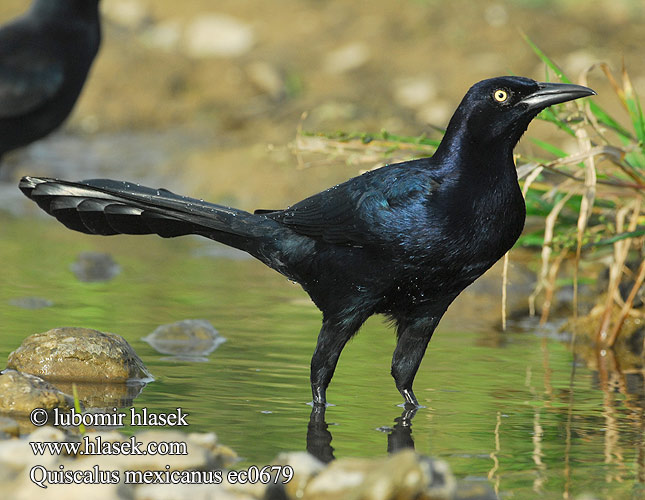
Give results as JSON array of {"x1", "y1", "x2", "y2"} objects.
[{"x1": 306, "y1": 405, "x2": 418, "y2": 463}]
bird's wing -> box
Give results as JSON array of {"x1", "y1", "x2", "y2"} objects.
[
  {"x1": 0, "y1": 47, "x2": 64, "y2": 118},
  {"x1": 258, "y1": 164, "x2": 439, "y2": 247}
]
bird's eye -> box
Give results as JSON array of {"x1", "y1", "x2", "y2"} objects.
[{"x1": 493, "y1": 89, "x2": 508, "y2": 102}]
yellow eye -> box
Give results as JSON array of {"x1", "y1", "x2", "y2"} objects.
[{"x1": 493, "y1": 89, "x2": 508, "y2": 102}]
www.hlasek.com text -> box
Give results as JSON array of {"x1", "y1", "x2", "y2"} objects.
[{"x1": 30, "y1": 434, "x2": 188, "y2": 456}]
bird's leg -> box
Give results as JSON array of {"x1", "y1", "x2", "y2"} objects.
[
  {"x1": 310, "y1": 315, "x2": 365, "y2": 406},
  {"x1": 391, "y1": 315, "x2": 442, "y2": 408}
]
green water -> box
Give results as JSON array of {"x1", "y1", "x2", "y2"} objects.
[{"x1": 1, "y1": 213, "x2": 643, "y2": 499}]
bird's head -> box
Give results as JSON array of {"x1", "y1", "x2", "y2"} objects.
[{"x1": 444, "y1": 76, "x2": 596, "y2": 150}]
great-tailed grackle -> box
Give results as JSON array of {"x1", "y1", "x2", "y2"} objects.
[
  {"x1": 19, "y1": 76, "x2": 595, "y2": 407},
  {"x1": 0, "y1": 0, "x2": 101, "y2": 167}
]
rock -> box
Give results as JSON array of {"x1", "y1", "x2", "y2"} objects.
[
  {"x1": 0, "y1": 427, "x2": 70, "y2": 477},
  {"x1": 393, "y1": 78, "x2": 437, "y2": 109},
  {"x1": 101, "y1": 0, "x2": 150, "y2": 30},
  {"x1": 141, "y1": 20, "x2": 183, "y2": 52},
  {"x1": 484, "y1": 4, "x2": 509, "y2": 27},
  {"x1": 246, "y1": 61, "x2": 285, "y2": 100},
  {"x1": 7, "y1": 327, "x2": 152, "y2": 383},
  {"x1": 323, "y1": 42, "x2": 370, "y2": 74},
  {"x1": 136, "y1": 483, "x2": 253, "y2": 500},
  {"x1": 12, "y1": 470, "x2": 133, "y2": 500},
  {"x1": 0, "y1": 416, "x2": 20, "y2": 438},
  {"x1": 416, "y1": 101, "x2": 453, "y2": 126},
  {"x1": 142, "y1": 320, "x2": 225, "y2": 359},
  {"x1": 455, "y1": 481, "x2": 500, "y2": 500},
  {"x1": 73, "y1": 430, "x2": 237, "y2": 475},
  {"x1": 303, "y1": 449, "x2": 457, "y2": 500},
  {"x1": 71, "y1": 251, "x2": 121, "y2": 282},
  {"x1": 184, "y1": 14, "x2": 255, "y2": 58},
  {"x1": 8, "y1": 296, "x2": 54, "y2": 309},
  {"x1": 0, "y1": 426, "x2": 241, "y2": 499},
  {"x1": 0, "y1": 370, "x2": 73, "y2": 415},
  {"x1": 273, "y1": 451, "x2": 326, "y2": 500}
]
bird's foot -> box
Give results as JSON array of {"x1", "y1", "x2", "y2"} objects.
[
  {"x1": 309, "y1": 385, "x2": 334, "y2": 407},
  {"x1": 398, "y1": 388, "x2": 424, "y2": 409}
]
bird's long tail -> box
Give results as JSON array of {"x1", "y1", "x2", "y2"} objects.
[{"x1": 19, "y1": 176, "x2": 295, "y2": 268}]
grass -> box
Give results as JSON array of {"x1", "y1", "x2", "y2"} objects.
[{"x1": 294, "y1": 39, "x2": 645, "y2": 346}]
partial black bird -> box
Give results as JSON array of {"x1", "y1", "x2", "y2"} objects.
[
  {"x1": 19, "y1": 76, "x2": 595, "y2": 407},
  {"x1": 0, "y1": 0, "x2": 101, "y2": 168}
]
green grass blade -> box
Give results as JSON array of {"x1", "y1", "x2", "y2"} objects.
[
  {"x1": 72, "y1": 384, "x2": 85, "y2": 434},
  {"x1": 585, "y1": 228, "x2": 645, "y2": 248},
  {"x1": 538, "y1": 108, "x2": 577, "y2": 136},
  {"x1": 625, "y1": 94, "x2": 645, "y2": 143},
  {"x1": 530, "y1": 137, "x2": 568, "y2": 158}
]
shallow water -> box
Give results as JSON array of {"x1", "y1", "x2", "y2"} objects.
[{"x1": 1, "y1": 213, "x2": 644, "y2": 499}]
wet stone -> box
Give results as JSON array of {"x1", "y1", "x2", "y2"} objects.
[
  {"x1": 71, "y1": 251, "x2": 121, "y2": 282},
  {"x1": 303, "y1": 449, "x2": 457, "y2": 500},
  {"x1": 7, "y1": 327, "x2": 152, "y2": 383},
  {"x1": 142, "y1": 319, "x2": 225, "y2": 359},
  {"x1": 273, "y1": 451, "x2": 326, "y2": 500},
  {"x1": 0, "y1": 416, "x2": 20, "y2": 438},
  {"x1": 8, "y1": 296, "x2": 54, "y2": 310},
  {"x1": 0, "y1": 370, "x2": 73, "y2": 415}
]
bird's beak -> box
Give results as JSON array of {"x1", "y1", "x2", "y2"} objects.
[{"x1": 520, "y1": 81, "x2": 596, "y2": 110}]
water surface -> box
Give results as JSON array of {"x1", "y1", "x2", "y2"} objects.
[{"x1": 1, "y1": 214, "x2": 643, "y2": 499}]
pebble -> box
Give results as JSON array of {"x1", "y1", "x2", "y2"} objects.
[
  {"x1": 246, "y1": 61, "x2": 285, "y2": 100},
  {"x1": 141, "y1": 20, "x2": 183, "y2": 52},
  {"x1": 71, "y1": 251, "x2": 121, "y2": 282},
  {"x1": 8, "y1": 297, "x2": 53, "y2": 309},
  {"x1": 184, "y1": 14, "x2": 255, "y2": 58},
  {"x1": 142, "y1": 319, "x2": 225, "y2": 359},
  {"x1": 101, "y1": 0, "x2": 150, "y2": 30},
  {"x1": 323, "y1": 42, "x2": 370, "y2": 74},
  {"x1": 393, "y1": 78, "x2": 437, "y2": 109}
]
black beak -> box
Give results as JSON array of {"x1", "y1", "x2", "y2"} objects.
[{"x1": 520, "y1": 81, "x2": 596, "y2": 110}]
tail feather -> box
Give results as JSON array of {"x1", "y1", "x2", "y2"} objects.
[
  {"x1": 19, "y1": 176, "x2": 259, "y2": 242},
  {"x1": 20, "y1": 176, "x2": 317, "y2": 284}
]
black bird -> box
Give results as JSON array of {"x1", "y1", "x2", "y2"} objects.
[
  {"x1": 19, "y1": 76, "x2": 595, "y2": 407},
  {"x1": 0, "y1": 0, "x2": 101, "y2": 167}
]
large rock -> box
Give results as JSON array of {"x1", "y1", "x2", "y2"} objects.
[
  {"x1": 7, "y1": 328, "x2": 152, "y2": 383},
  {"x1": 0, "y1": 370, "x2": 73, "y2": 415},
  {"x1": 1, "y1": 427, "x2": 237, "y2": 499},
  {"x1": 302, "y1": 449, "x2": 456, "y2": 500}
]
